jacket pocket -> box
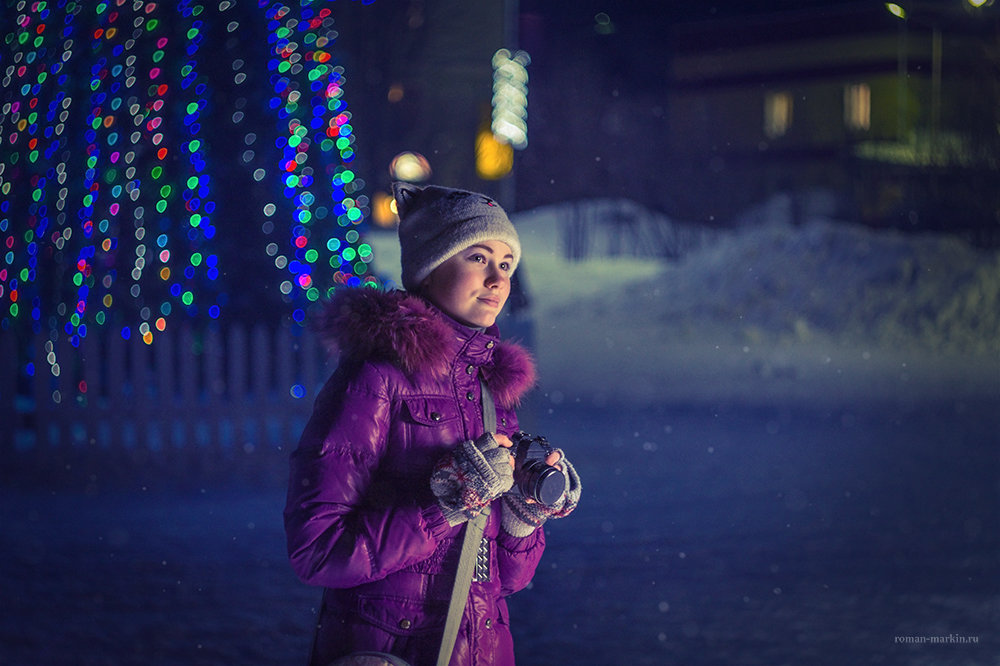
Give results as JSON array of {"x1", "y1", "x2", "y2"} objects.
[
  {"x1": 356, "y1": 595, "x2": 447, "y2": 636},
  {"x1": 398, "y1": 396, "x2": 464, "y2": 453},
  {"x1": 401, "y1": 396, "x2": 459, "y2": 427}
]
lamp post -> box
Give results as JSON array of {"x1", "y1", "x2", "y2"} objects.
[
  {"x1": 888, "y1": 3, "x2": 909, "y2": 140},
  {"x1": 931, "y1": 24, "x2": 941, "y2": 159},
  {"x1": 887, "y1": 0, "x2": 992, "y2": 161},
  {"x1": 886, "y1": 2, "x2": 943, "y2": 160}
]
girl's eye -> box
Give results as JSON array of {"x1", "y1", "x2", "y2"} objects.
[
  {"x1": 469, "y1": 254, "x2": 486, "y2": 263},
  {"x1": 500, "y1": 262, "x2": 511, "y2": 272}
]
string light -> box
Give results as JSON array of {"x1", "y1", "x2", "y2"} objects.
[
  {"x1": 2, "y1": 0, "x2": 227, "y2": 349},
  {"x1": 2, "y1": 0, "x2": 380, "y2": 394},
  {"x1": 261, "y1": 0, "x2": 379, "y2": 326}
]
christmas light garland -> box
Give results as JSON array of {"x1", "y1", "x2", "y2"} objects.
[
  {"x1": 1, "y1": 0, "x2": 379, "y2": 391},
  {"x1": 261, "y1": 0, "x2": 378, "y2": 327}
]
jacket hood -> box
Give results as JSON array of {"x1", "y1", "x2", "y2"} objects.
[{"x1": 314, "y1": 288, "x2": 536, "y2": 408}]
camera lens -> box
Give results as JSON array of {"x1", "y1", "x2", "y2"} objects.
[{"x1": 520, "y1": 461, "x2": 566, "y2": 506}]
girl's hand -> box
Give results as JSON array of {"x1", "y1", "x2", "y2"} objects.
[
  {"x1": 430, "y1": 433, "x2": 515, "y2": 525},
  {"x1": 493, "y1": 432, "x2": 515, "y2": 468},
  {"x1": 495, "y1": 433, "x2": 560, "y2": 469},
  {"x1": 499, "y1": 450, "x2": 582, "y2": 537}
]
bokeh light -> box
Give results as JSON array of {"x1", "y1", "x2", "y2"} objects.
[
  {"x1": 261, "y1": 0, "x2": 380, "y2": 320},
  {"x1": 1, "y1": 0, "x2": 381, "y2": 392}
]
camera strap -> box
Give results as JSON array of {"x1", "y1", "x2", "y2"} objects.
[
  {"x1": 480, "y1": 378, "x2": 497, "y2": 432},
  {"x1": 435, "y1": 380, "x2": 496, "y2": 666}
]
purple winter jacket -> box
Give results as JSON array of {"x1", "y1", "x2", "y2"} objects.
[{"x1": 284, "y1": 288, "x2": 543, "y2": 666}]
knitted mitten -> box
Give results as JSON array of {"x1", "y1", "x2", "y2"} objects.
[
  {"x1": 501, "y1": 452, "x2": 581, "y2": 537},
  {"x1": 431, "y1": 432, "x2": 514, "y2": 526}
]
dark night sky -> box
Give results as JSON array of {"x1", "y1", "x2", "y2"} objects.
[
  {"x1": 521, "y1": 0, "x2": 861, "y2": 25},
  {"x1": 515, "y1": 0, "x2": 869, "y2": 86}
]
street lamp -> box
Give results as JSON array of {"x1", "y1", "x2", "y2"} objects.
[
  {"x1": 886, "y1": 2, "x2": 907, "y2": 18},
  {"x1": 388, "y1": 151, "x2": 432, "y2": 183}
]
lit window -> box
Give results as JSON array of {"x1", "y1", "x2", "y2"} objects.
[
  {"x1": 844, "y1": 83, "x2": 871, "y2": 130},
  {"x1": 764, "y1": 91, "x2": 793, "y2": 138}
]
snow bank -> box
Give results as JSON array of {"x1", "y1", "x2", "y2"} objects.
[{"x1": 368, "y1": 200, "x2": 1000, "y2": 408}]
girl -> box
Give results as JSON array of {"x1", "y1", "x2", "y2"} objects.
[{"x1": 284, "y1": 183, "x2": 581, "y2": 666}]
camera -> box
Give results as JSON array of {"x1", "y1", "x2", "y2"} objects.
[{"x1": 510, "y1": 431, "x2": 566, "y2": 507}]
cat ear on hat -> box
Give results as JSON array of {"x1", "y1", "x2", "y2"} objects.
[{"x1": 392, "y1": 182, "x2": 423, "y2": 219}]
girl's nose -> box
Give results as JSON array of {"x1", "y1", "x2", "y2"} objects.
[{"x1": 485, "y1": 264, "x2": 507, "y2": 287}]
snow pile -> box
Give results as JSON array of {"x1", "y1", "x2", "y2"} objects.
[{"x1": 559, "y1": 216, "x2": 1000, "y2": 356}]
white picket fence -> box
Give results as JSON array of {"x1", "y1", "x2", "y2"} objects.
[{"x1": 1, "y1": 323, "x2": 333, "y2": 486}]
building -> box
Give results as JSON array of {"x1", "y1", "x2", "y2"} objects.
[{"x1": 665, "y1": 1, "x2": 1000, "y2": 242}]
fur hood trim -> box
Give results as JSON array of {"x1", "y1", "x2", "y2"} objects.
[{"x1": 314, "y1": 288, "x2": 536, "y2": 408}]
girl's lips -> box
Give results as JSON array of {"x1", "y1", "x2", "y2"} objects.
[{"x1": 478, "y1": 296, "x2": 501, "y2": 307}]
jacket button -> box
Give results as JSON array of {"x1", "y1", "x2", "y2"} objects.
[
  {"x1": 430, "y1": 412, "x2": 442, "y2": 421},
  {"x1": 466, "y1": 391, "x2": 475, "y2": 401},
  {"x1": 486, "y1": 341, "x2": 495, "y2": 348},
  {"x1": 466, "y1": 364, "x2": 474, "y2": 375},
  {"x1": 399, "y1": 619, "x2": 412, "y2": 630},
  {"x1": 501, "y1": 417, "x2": 507, "y2": 427},
  {"x1": 485, "y1": 618, "x2": 493, "y2": 629}
]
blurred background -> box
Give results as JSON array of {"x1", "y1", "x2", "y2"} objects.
[
  {"x1": 2, "y1": 1, "x2": 998, "y2": 664},
  {"x1": 3, "y1": 0, "x2": 999, "y2": 337}
]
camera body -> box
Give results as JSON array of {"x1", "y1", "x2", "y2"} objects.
[{"x1": 509, "y1": 431, "x2": 566, "y2": 507}]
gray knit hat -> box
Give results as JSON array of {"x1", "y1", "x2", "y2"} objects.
[{"x1": 393, "y1": 182, "x2": 521, "y2": 291}]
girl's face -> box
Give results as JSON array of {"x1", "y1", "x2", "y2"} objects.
[{"x1": 422, "y1": 240, "x2": 513, "y2": 328}]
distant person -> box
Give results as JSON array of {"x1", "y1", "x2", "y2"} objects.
[{"x1": 284, "y1": 183, "x2": 581, "y2": 666}]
